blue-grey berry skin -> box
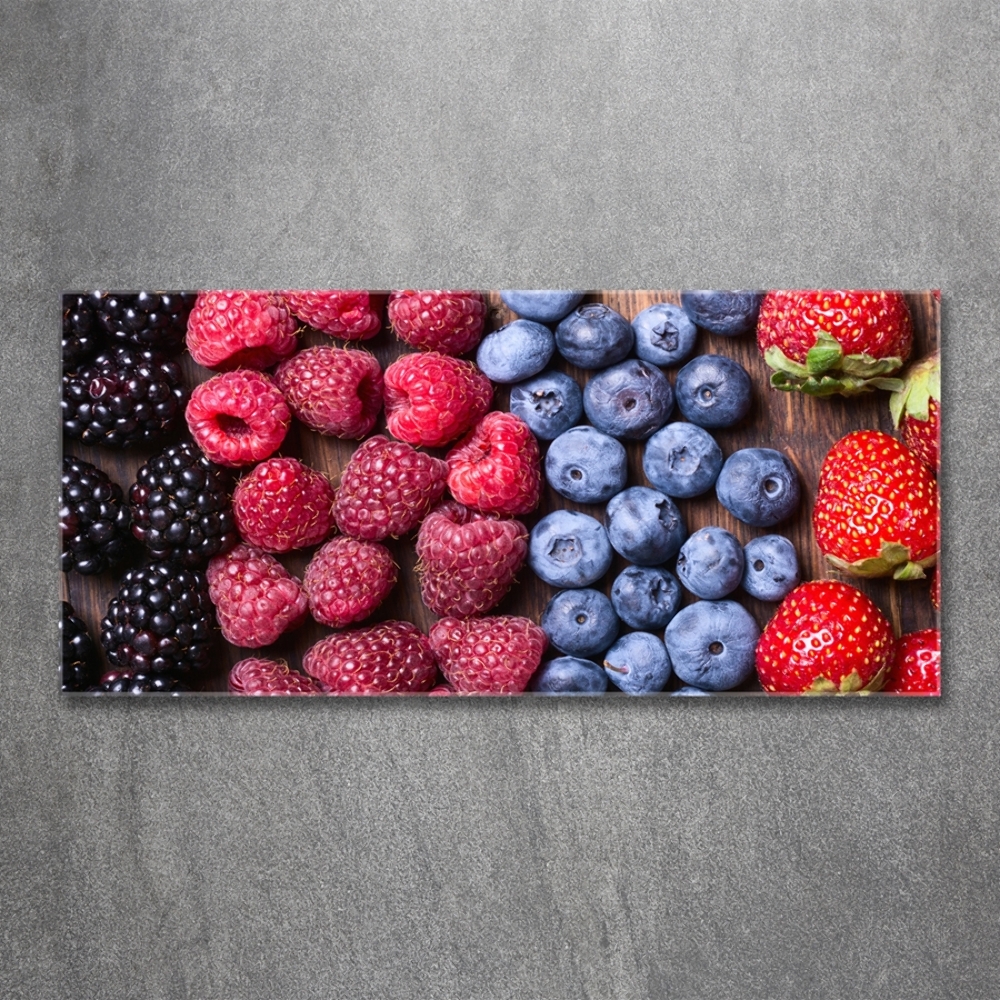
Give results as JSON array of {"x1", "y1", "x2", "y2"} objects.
[
  {"x1": 545, "y1": 425, "x2": 627, "y2": 503},
  {"x1": 529, "y1": 510, "x2": 613, "y2": 588},
  {"x1": 509, "y1": 371, "x2": 583, "y2": 441},
  {"x1": 605, "y1": 486, "x2": 687, "y2": 565},
  {"x1": 643, "y1": 422, "x2": 724, "y2": 498},
  {"x1": 554, "y1": 303, "x2": 634, "y2": 369},
  {"x1": 530, "y1": 656, "x2": 609, "y2": 694},
  {"x1": 540, "y1": 588, "x2": 619, "y2": 657},
  {"x1": 500, "y1": 290, "x2": 584, "y2": 324},
  {"x1": 631, "y1": 302, "x2": 698, "y2": 367},
  {"x1": 742, "y1": 535, "x2": 800, "y2": 601},
  {"x1": 476, "y1": 319, "x2": 554, "y2": 383},
  {"x1": 715, "y1": 448, "x2": 801, "y2": 527},
  {"x1": 680, "y1": 290, "x2": 765, "y2": 337},
  {"x1": 583, "y1": 359, "x2": 673, "y2": 441},
  {"x1": 674, "y1": 354, "x2": 753, "y2": 429},
  {"x1": 671, "y1": 685, "x2": 714, "y2": 696},
  {"x1": 610, "y1": 565, "x2": 682, "y2": 630},
  {"x1": 663, "y1": 600, "x2": 760, "y2": 691},
  {"x1": 603, "y1": 632, "x2": 672, "y2": 695},
  {"x1": 676, "y1": 526, "x2": 745, "y2": 600}
]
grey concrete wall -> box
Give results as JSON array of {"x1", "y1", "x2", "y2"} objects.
[{"x1": 3, "y1": 2, "x2": 997, "y2": 997}]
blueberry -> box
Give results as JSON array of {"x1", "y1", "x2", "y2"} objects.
[
  {"x1": 541, "y1": 588, "x2": 619, "y2": 657},
  {"x1": 530, "y1": 656, "x2": 609, "y2": 694},
  {"x1": 674, "y1": 354, "x2": 752, "y2": 429},
  {"x1": 680, "y1": 290, "x2": 764, "y2": 338},
  {"x1": 476, "y1": 319, "x2": 554, "y2": 383},
  {"x1": 583, "y1": 359, "x2": 673, "y2": 441},
  {"x1": 529, "y1": 510, "x2": 613, "y2": 588},
  {"x1": 742, "y1": 535, "x2": 800, "y2": 601},
  {"x1": 631, "y1": 302, "x2": 698, "y2": 367},
  {"x1": 603, "y1": 631, "x2": 672, "y2": 695},
  {"x1": 554, "y1": 303, "x2": 634, "y2": 369},
  {"x1": 715, "y1": 448, "x2": 800, "y2": 527},
  {"x1": 545, "y1": 425, "x2": 627, "y2": 503},
  {"x1": 670, "y1": 686, "x2": 713, "y2": 697},
  {"x1": 663, "y1": 600, "x2": 761, "y2": 691},
  {"x1": 509, "y1": 371, "x2": 583, "y2": 440},
  {"x1": 500, "y1": 290, "x2": 585, "y2": 324},
  {"x1": 676, "y1": 526, "x2": 744, "y2": 600},
  {"x1": 643, "y1": 422, "x2": 724, "y2": 498},
  {"x1": 610, "y1": 565, "x2": 681, "y2": 630},
  {"x1": 605, "y1": 486, "x2": 686, "y2": 565}
]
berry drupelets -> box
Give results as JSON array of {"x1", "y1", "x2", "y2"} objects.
[
  {"x1": 61, "y1": 456, "x2": 133, "y2": 575},
  {"x1": 283, "y1": 289, "x2": 385, "y2": 341},
  {"x1": 95, "y1": 291, "x2": 197, "y2": 354},
  {"x1": 388, "y1": 290, "x2": 486, "y2": 355},
  {"x1": 186, "y1": 290, "x2": 298, "y2": 370}
]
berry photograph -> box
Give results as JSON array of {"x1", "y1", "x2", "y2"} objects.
[{"x1": 60, "y1": 289, "x2": 941, "y2": 696}]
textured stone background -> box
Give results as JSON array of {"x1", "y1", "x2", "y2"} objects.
[{"x1": 3, "y1": 2, "x2": 998, "y2": 997}]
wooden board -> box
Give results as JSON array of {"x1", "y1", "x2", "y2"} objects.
[{"x1": 62, "y1": 290, "x2": 940, "y2": 694}]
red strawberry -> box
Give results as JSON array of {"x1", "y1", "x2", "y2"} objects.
[
  {"x1": 207, "y1": 543, "x2": 309, "y2": 647},
  {"x1": 813, "y1": 430, "x2": 939, "y2": 580},
  {"x1": 383, "y1": 351, "x2": 493, "y2": 448},
  {"x1": 233, "y1": 457, "x2": 336, "y2": 553},
  {"x1": 757, "y1": 290, "x2": 913, "y2": 395},
  {"x1": 228, "y1": 657, "x2": 329, "y2": 695},
  {"x1": 756, "y1": 580, "x2": 895, "y2": 694},
  {"x1": 186, "y1": 290, "x2": 299, "y2": 370},
  {"x1": 446, "y1": 411, "x2": 542, "y2": 516},
  {"x1": 428, "y1": 615, "x2": 547, "y2": 694},
  {"x1": 388, "y1": 290, "x2": 487, "y2": 355},
  {"x1": 890, "y1": 351, "x2": 940, "y2": 472},
  {"x1": 303, "y1": 621, "x2": 438, "y2": 694},
  {"x1": 931, "y1": 566, "x2": 941, "y2": 611},
  {"x1": 273, "y1": 346, "x2": 383, "y2": 439},
  {"x1": 302, "y1": 536, "x2": 397, "y2": 628},
  {"x1": 333, "y1": 434, "x2": 448, "y2": 540},
  {"x1": 282, "y1": 290, "x2": 385, "y2": 341},
  {"x1": 186, "y1": 370, "x2": 292, "y2": 467},
  {"x1": 416, "y1": 501, "x2": 528, "y2": 617},
  {"x1": 883, "y1": 628, "x2": 940, "y2": 695}
]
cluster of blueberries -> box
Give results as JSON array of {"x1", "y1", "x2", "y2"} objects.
[{"x1": 486, "y1": 290, "x2": 802, "y2": 696}]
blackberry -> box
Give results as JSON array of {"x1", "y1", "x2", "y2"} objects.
[
  {"x1": 101, "y1": 561, "x2": 217, "y2": 677},
  {"x1": 62, "y1": 345, "x2": 188, "y2": 448},
  {"x1": 130, "y1": 441, "x2": 238, "y2": 567},
  {"x1": 62, "y1": 292, "x2": 102, "y2": 371},
  {"x1": 95, "y1": 291, "x2": 197, "y2": 354},
  {"x1": 61, "y1": 455, "x2": 133, "y2": 574},
  {"x1": 98, "y1": 668, "x2": 189, "y2": 694},
  {"x1": 61, "y1": 601, "x2": 101, "y2": 691}
]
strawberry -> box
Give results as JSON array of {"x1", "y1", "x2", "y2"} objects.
[
  {"x1": 229, "y1": 657, "x2": 329, "y2": 695},
  {"x1": 883, "y1": 628, "x2": 940, "y2": 695},
  {"x1": 387, "y1": 290, "x2": 487, "y2": 355},
  {"x1": 416, "y1": 501, "x2": 528, "y2": 617},
  {"x1": 890, "y1": 351, "x2": 940, "y2": 472},
  {"x1": 756, "y1": 580, "x2": 895, "y2": 693},
  {"x1": 757, "y1": 290, "x2": 913, "y2": 395},
  {"x1": 813, "y1": 430, "x2": 939, "y2": 580},
  {"x1": 302, "y1": 536, "x2": 398, "y2": 628},
  {"x1": 446, "y1": 411, "x2": 542, "y2": 516},
  {"x1": 186, "y1": 290, "x2": 299, "y2": 370},
  {"x1": 931, "y1": 566, "x2": 941, "y2": 611},
  {"x1": 282, "y1": 290, "x2": 385, "y2": 341},
  {"x1": 429, "y1": 615, "x2": 548, "y2": 694}
]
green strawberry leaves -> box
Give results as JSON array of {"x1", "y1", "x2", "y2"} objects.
[{"x1": 765, "y1": 335, "x2": 907, "y2": 396}]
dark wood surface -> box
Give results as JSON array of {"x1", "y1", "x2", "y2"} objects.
[{"x1": 62, "y1": 290, "x2": 940, "y2": 694}]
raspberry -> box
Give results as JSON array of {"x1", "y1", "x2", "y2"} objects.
[
  {"x1": 302, "y1": 621, "x2": 438, "y2": 694},
  {"x1": 302, "y1": 536, "x2": 397, "y2": 628},
  {"x1": 232, "y1": 457, "x2": 336, "y2": 553},
  {"x1": 333, "y1": 435, "x2": 448, "y2": 540},
  {"x1": 283, "y1": 290, "x2": 385, "y2": 341},
  {"x1": 186, "y1": 290, "x2": 298, "y2": 370},
  {"x1": 416, "y1": 502, "x2": 528, "y2": 617},
  {"x1": 387, "y1": 290, "x2": 487, "y2": 355},
  {"x1": 446, "y1": 411, "x2": 542, "y2": 515},
  {"x1": 383, "y1": 352, "x2": 492, "y2": 448},
  {"x1": 186, "y1": 370, "x2": 291, "y2": 467},
  {"x1": 428, "y1": 615, "x2": 548, "y2": 694},
  {"x1": 207, "y1": 543, "x2": 309, "y2": 647},
  {"x1": 228, "y1": 657, "x2": 329, "y2": 695},
  {"x1": 273, "y1": 346, "x2": 384, "y2": 439}
]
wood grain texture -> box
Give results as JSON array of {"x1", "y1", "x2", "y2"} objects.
[{"x1": 62, "y1": 290, "x2": 940, "y2": 694}]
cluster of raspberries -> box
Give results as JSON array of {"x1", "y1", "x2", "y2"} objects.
[{"x1": 183, "y1": 289, "x2": 547, "y2": 695}]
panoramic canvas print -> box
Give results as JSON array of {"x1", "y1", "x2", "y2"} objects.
[{"x1": 60, "y1": 289, "x2": 941, "y2": 696}]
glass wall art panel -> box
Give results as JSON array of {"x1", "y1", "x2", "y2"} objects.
[{"x1": 60, "y1": 289, "x2": 941, "y2": 697}]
